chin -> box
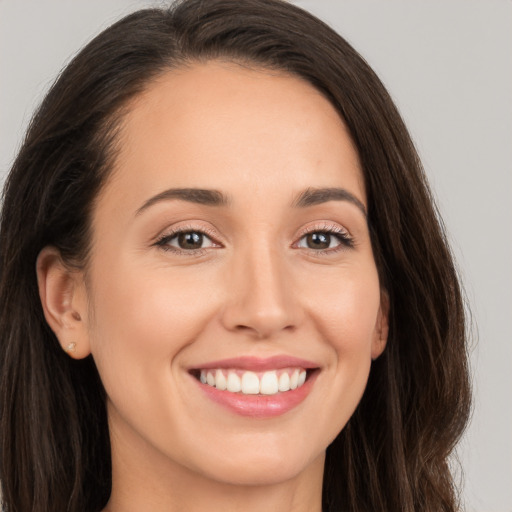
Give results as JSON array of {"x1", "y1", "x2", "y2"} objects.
[{"x1": 192, "y1": 447, "x2": 323, "y2": 487}]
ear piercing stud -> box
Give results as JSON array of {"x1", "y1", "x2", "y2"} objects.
[{"x1": 66, "y1": 342, "x2": 77, "y2": 353}]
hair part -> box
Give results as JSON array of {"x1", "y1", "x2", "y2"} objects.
[{"x1": 0, "y1": 1, "x2": 471, "y2": 511}]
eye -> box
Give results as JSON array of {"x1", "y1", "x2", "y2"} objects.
[
  {"x1": 296, "y1": 227, "x2": 353, "y2": 252},
  {"x1": 156, "y1": 229, "x2": 218, "y2": 252}
]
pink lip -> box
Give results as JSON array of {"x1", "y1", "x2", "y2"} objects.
[
  {"x1": 189, "y1": 356, "x2": 320, "y2": 418},
  {"x1": 196, "y1": 371, "x2": 318, "y2": 418},
  {"x1": 191, "y1": 355, "x2": 319, "y2": 371}
]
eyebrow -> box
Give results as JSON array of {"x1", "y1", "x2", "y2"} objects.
[
  {"x1": 136, "y1": 188, "x2": 230, "y2": 216},
  {"x1": 135, "y1": 186, "x2": 367, "y2": 217},
  {"x1": 292, "y1": 187, "x2": 367, "y2": 217}
]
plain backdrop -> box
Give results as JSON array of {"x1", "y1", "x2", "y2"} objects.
[{"x1": 1, "y1": 1, "x2": 511, "y2": 511}]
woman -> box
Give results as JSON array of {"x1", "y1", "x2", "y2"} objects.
[{"x1": 0, "y1": 0, "x2": 471, "y2": 511}]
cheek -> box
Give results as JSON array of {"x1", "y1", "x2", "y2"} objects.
[
  {"x1": 86, "y1": 262, "x2": 219, "y2": 392},
  {"x1": 302, "y1": 263, "x2": 382, "y2": 355},
  {"x1": 301, "y1": 264, "x2": 381, "y2": 416}
]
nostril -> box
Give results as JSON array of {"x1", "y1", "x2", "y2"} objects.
[{"x1": 232, "y1": 322, "x2": 297, "y2": 339}]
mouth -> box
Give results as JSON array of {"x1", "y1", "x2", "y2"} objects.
[
  {"x1": 188, "y1": 356, "x2": 320, "y2": 417},
  {"x1": 190, "y1": 367, "x2": 313, "y2": 395}
]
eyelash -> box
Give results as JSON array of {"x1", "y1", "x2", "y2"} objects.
[
  {"x1": 154, "y1": 225, "x2": 219, "y2": 256},
  {"x1": 294, "y1": 223, "x2": 354, "y2": 254},
  {"x1": 154, "y1": 223, "x2": 354, "y2": 256}
]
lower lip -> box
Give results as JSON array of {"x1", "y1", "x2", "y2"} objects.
[{"x1": 194, "y1": 371, "x2": 318, "y2": 418}]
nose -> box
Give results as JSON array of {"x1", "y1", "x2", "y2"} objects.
[{"x1": 220, "y1": 242, "x2": 302, "y2": 339}]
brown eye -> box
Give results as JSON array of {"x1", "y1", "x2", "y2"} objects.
[
  {"x1": 177, "y1": 231, "x2": 204, "y2": 250},
  {"x1": 158, "y1": 230, "x2": 217, "y2": 251},
  {"x1": 304, "y1": 232, "x2": 331, "y2": 250},
  {"x1": 296, "y1": 229, "x2": 353, "y2": 251}
]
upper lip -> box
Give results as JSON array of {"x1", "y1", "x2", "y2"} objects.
[{"x1": 190, "y1": 355, "x2": 319, "y2": 372}]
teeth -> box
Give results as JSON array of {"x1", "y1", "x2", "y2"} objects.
[
  {"x1": 198, "y1": 367, "x2": 309, "y2": 395},
  {"x1": 278, "y1": 372, "x2": 290, "y2": 392},
  {"x1": 241, "y1": 371, "x2": 260, "y2": 394},
  {"x1": 290, "y1": 369, "x2": 299, "y2": 390},
  {"x1": 215, "y1": 369, "x2": 227, "y2": 390},
  {"x1": 227, "y1": 372, "x2": 241, "y2": 392},
  {"x1": 260, "y1": 371, "x2": 279, "y2": 395}
]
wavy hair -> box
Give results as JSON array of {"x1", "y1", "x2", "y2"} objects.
[{"x1": 0, "y1": 1, "x2": 471, "y2": 510}]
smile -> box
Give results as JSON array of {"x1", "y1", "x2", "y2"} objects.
[
  {"x1": 199, "y1": 368, "x2": 308, "y2": 395},
  {"x1": 189, "y1": 356, "x2": 319, "y2": 418}
]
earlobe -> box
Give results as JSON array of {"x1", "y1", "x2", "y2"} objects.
[
  {"x1": 36, "y1": 246, "x2": 91, "y2": 359},
  {"x1": 371, "y1": 290, "x2": 389, "y2": 360}
]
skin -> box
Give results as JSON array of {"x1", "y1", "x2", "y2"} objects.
[{"x1": 37, "y1": 61, "x2": 388, "y2": 512}]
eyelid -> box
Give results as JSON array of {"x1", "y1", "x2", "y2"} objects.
[
  {"x1": 152, "y1": 220, "x2": 354, "y2": 256},
  {"x1": 293, "y1": 221, "x2": 354, "y2": 251},
  {"x1": 153, "y1": 223, "x2": 223, "y2": 254},
  {"x1": 295, "y1": 221, "x2": 351, "y2": 238}
]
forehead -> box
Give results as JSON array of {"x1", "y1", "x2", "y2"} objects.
[{"x1": 100, "y1": 61, "x2": 365, "y2": 212}]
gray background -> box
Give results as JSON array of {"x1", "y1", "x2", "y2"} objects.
[{"x1": 1, "y1": 1, "x2": 511, "y2": 510}]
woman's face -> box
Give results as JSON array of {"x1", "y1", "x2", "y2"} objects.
[{"x1": 80, "y1": 62, "x2": 387, "y2": 486}]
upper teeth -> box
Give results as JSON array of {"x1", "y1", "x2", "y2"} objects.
[{"x1": 199, "y1": 368, "x2": 307, "y2": 395}]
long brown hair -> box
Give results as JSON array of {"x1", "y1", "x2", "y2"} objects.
[{"x1": 0, "y1": 1, "x2": 471, "y2": 510}]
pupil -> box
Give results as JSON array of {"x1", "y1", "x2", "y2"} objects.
[
  {"x1": 178, "y1": 232, "x2": 203, "y2": 249},
  {"x1": 307, "y1": 232, "x2": 330, "y2": 249}
]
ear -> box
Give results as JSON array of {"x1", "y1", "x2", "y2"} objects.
[
  {"x1": 371, "y1": 290, "x2": 389, "y2": 360},
  {"x1": 36, "y1": 246, "x2": 91, "y2": 359}
]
